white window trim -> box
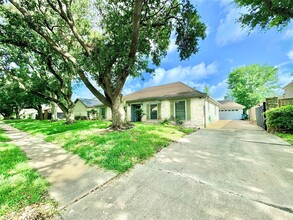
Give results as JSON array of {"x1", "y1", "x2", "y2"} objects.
[
  {"x1": 149, "y1": 103, "x2": 158, "y2": 120},
  {"x1": 174, "y1": 100, "x2": 187, "y2": 121}
]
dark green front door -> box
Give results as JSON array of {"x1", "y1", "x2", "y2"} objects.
[{"x1": 131, "y1": 104, "x2": 141, "y2": 122}]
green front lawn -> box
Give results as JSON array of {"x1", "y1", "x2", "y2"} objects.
[
  {"x1": 6, "y1": 120, "x2": 194, "y2": 173},
  {"x1": 0, "y1": 128, "x2": 10, "y2": 142},
  {"x1": 0, "y1": 129, "x2": 55, "y2": 218},
  {"x1": 275, "y1": 132, "x2": 293, "y2": 146}
]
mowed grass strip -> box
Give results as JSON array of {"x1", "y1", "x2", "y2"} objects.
[
  {"x1": 0, "y1": 128, "x2": 55, "y2": 217},
  {"x1": 0, "y1": 128, "x2": 10, "y2": 142},
  {"x1": 275, "y1": 132, "x2": 293, "y2": 146},
  {"x1": 6, "y1": 120, "x2": 194, "y2": 173},
  {"x1": 5, "y1": 119, "x2": 110, "y2": 136}
]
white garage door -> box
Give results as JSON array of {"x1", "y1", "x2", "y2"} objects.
[{"x1": 219, "y1": 109, "x2": 242, "y2": 120}]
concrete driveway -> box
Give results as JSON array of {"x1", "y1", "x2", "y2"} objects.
[{"x1": 62, "y1": 120, "x2": 293, "y2": 220}]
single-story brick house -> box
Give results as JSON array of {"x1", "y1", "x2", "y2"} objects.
[
  {"x1": 124, "y1": 82, "x2": 221, "y2": 128},
  {"x1": 72, "y1": 98, "x2": 111, "y2": 119},
  {"x1": 218, "y1": 100, "x2": 245, "y2": 120}
]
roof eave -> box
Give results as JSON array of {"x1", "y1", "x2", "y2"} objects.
[{"x1": 125, "y1": 94, "x2": 207, "y2": 103}]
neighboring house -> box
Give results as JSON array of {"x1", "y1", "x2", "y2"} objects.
[
  {"x1": 43, "y1": 105, "x2": 64, "y2": 119},
  {"x1": 72, "y1": 98, "x2": 111, "y2": 119},
  {"x1": 218, "y1": 100, "x2": 245, "y2": 120},
  {"x1": 282, "y1": 81, "x2": 293, "y2": 98},
  {"x1": 19, "y1": 108, "x2": 38, "y2": 119},
  {"x1": 124, "y1": 82, "x2": 221, "y2": 128}
]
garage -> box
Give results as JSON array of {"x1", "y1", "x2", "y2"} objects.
[{"x1": 218, "y1": 100, "x2": 245, "y2": 120}]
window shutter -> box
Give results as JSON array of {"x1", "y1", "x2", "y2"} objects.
[
  {"x1": 146, "y1": 104, "x2": 150, "y2": 120},
  {"x1": 187, "y1": 99, "x2": 191, "y2": 120},
  {"x1": 158, "y1": 103, "x2": 161, "y2": 120},
  {"x1": 105, "y1": 107, "x2": 107, "y2": 119},
  {"x1": 170, "y1": 100, "x2": 174, "y2": 120}
]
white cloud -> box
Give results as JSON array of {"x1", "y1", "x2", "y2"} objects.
[
  {"x1": 210, "y1": 79, "x2": 228, "y2": 100},
  {"x1": 277, "y1": 61, "x2": 293, "y2": 88},
  {"x1": 283, "y1": 29, "x2": 293, "y2": 39},
  {"x1": 287, "y1": 50, "x2": 293, "y2": 60},
  {"x1": 143, "y1": 62, "x2": 218, "y2": 88},
  {"x1": 167, "y1": 37, "x2": 177, "y2": 54},
  {"x1": 123, "y1": 78, "x2": 141, "y2": 95},
  {"x1": 216, "y1": 6, "x2": 250, "y2": 46}
]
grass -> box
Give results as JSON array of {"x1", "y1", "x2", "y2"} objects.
[
  {"x1": 0, "y1": 128, "x2": 10, "y2": 142},
  {"x1": 5, "y1": 119, "x2": 110, "y2": 137},
  {"x1": 0, "y1": 128, "x2": 55, "y2": 217},
  {"x1": 275, "y1": 132, "x2": 293, "y2": 145},
  {"x1": 6, "y1": 120, "x2": 194, "y2": 173}
]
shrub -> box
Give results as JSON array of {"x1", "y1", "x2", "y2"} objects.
[
  {"x1": 75, "y1": 115, "x2": 88, "y2": 120},
  {"x1": 160, "y1": 118, "x2": 170, "y2": 125},
  {"x1": 135, "y1": 108, "x2": 145, "y2": 122},
  {"x1": 175, "y1": 116, "x2": 184, "y2": 126},
  {"x1": 265, "y1": 105, "x2": 293, "y2": 133}
]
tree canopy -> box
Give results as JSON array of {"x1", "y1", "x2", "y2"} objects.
[
  {"x1": 0, "y1": 0, "x2": 206, "y2": 128},
  {"x1": 0, "y1": 75, "x2": 46, "y2": 119},
  {"x1": 0, "y1": 30, "x2": 76, "y2": 123},
  {"x1": 234, "y1": 0, "x2": 293, "y2": 30},
  {"x1": 227, "y1": 64, "x2": 280, "y2": 110}
]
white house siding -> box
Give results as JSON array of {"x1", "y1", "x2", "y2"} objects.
[
  {"x1": 284, "y1": 84, "x2": 293, "y2": 98},
  {"x1": 140, "y1": 103, "x2": 147, "y2": 122},
  {"x1": 160, "y1": 100, "x2": 171, "y2": 120},
  {"x1": 106, "y1": 107, "x2": 112, "y2": 120},
  {"x1": 204, "y1": 99, "x2": 220, "y2": 126},
  {"x1": 72, "y1": 101, "x2": 88, "y2": 117},
  {"x1": 125, "y1": 98, "x2": 219, "y2": 128},
  {"x1": 189, "y1": 98, "x2": 205, "y2": 127}
]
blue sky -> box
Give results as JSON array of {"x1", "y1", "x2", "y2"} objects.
[{"x1": 73, "y1": 0, "x2": 293, "y2": 100}]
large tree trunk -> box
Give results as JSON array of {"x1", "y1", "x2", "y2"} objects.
[
  {"x1": 51, "y1": 102, "x2": 58, "y2": 121},
  {"x1": 65, "y1": 108, "x2": 75, "y2": 124},
  {"x1": 37, "y1": 105, "x2": 43, "y2": 120},
  {"x1": 15, "y1": 107, "x2": 20, "y2": 119},
  {"x1": 111, "y1": 95, "x2": 127, "y2": 129}
]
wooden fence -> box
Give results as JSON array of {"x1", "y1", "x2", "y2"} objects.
[
  {"x1": 265, "y1": 97, "x2": 293, "y2": 110},
  {"x1": 249, "y1": 97, "x2": 293, "y2": 130},
  {"x1": 279, "y1": 98, "x2": 293, "y2": 107}
]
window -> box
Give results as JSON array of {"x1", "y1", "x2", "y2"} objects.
[
  {"x1": 150, "y1": 104, "x2": 158, "y2": 120},
  {"x1": 175, "y1": 100, "x2": 186, "y2": 120},
  {"x1": 100, "y1": 107, "x2": 106, "y2": 119}
]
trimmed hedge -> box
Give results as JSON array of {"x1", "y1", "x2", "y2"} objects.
[{"x1": 265, "y1": 105, "x2": 293, "y2": 133}]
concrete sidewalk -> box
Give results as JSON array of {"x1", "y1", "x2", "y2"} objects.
[{"x1": 0, "y1": 122, "x2": 116, "y2": 209}]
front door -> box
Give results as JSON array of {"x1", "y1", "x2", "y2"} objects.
[{"x1": 131, "y1": 104, "x2": 141, "y2": 122}]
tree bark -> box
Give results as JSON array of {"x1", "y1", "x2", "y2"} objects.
[
  {"x1": 37, "y1": 105, "x2": 43, "y2": 120},
  {"x1": 111, "y1": 95, "x2": 127, "y2": 129},
  {"x1": 64, "y1": 107, "x2": 75, "y2": 124},
  {"x1": 51, "y1": 102, "x2": 58, "y2": 121},
  {"x1": 15, "y1": 107, "x2": 20, "y2": 119}
]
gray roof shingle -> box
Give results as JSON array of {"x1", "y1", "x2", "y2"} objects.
[
  {"x1": 75, "y1": 98, "x2": 102, "y2": 107},
  {"x1": 217, "y1": 100, "x2": 245, "y2": 109},
  {"x1": 124, "y1": 82, "x2": 207, "y2": 102}
]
